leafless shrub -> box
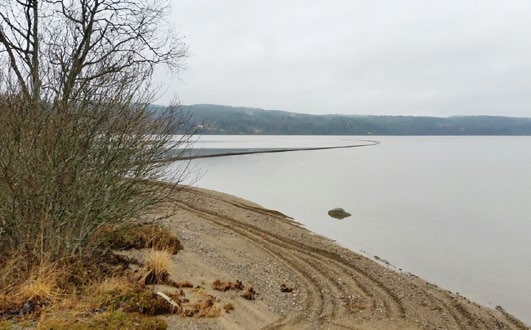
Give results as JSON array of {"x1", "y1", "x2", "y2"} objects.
[{"x1": 0, "y1": 0, "x2": 191, "y2": 266}]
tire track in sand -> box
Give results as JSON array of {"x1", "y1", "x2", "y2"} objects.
[
  {"x1": 171, "y1": 188, "x2": 527, "y2": 329},
  {"x1": 176, "y1": 200, "x2": 328, "y2": 327},
  {"x1": 174, "y1": 192, "x2": 406, "y2": 328},
  {"x1": 186, "y1": 191, "x2": 409, "y2": 318}
]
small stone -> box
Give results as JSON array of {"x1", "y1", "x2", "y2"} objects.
[{"x1": 327, "y1": 208, "x2": 351, "y2": 219}]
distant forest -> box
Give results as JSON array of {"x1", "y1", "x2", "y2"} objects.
[{"x1": 162, "y1": 104, "x2": 531, "y2": 135}]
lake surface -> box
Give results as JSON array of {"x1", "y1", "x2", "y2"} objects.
[{"x1": 166, "y1": 135, "x2": 531, "y2": 324}]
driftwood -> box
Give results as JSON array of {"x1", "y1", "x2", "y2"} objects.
[{"x1": 156, "y1": 291, "x2": 182, "y2": 313}]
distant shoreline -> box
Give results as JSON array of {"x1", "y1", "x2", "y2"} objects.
[{"x1": 172, "y1": 104, "x2": 531, "y2": 135}]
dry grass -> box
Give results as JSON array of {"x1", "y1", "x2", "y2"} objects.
[
  {"x1": 0, "y1": 257, "x2": 24, "y2": 293},
  {"x1": 91, "y1": 277, "x2": 134, "y2": 303},
  {"x1": 0, "y1": 320, "x2": 13, "y2": 330},
  {"x1": 43, "y1": 275, "x2": 178, "y2": 319},
  {"x1": 16, "y1": 262, "x2": 61, "y2": 302},
  {"x1": 137, "y1": 248, "x2": 176, "y2": 285},
  {"x1": 146, "y1": 249, "x2": 172, "y2": 274},
  {"x1": 0, "y1": 217, "x2": 189, "y2": 329},
  {"x1": 0, "y1": 222, "x2": 228, "y2": 328},
  {"x1": 1, "y1": 268, "x2": 233, "y2": 328},
  {"x1": 103, "y1": 224, "x2": 183, "y2": 254},
  {"x1": 0, "y1": 261, "x2": 62, "y2": 322},
  {"x1": 38, "y1": 311, "x2": 168, "y2": 329},
  {"x1": 0, "y1": 252, "x2": 175, "y2": 326}
]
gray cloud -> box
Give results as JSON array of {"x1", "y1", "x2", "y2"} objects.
[{"x1": 158, "y1": 0, "x2": 531, "y2": 116}]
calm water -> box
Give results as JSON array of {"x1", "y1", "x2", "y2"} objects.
[{"x1": 166, "y1": 136, "x2": 531, "y2": 323}]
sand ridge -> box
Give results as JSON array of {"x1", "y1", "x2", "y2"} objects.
[{"x1": 156, "y1": 187, "x2": 528, "y2": 329}]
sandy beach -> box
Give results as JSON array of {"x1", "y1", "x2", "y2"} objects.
[{"x1": 150, "y1": 186, "x2": 528, "y2": 329}]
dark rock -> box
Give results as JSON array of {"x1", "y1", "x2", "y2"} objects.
[
  {"x1": 280, "y1": 284, "x2": 294, "y2": 293},
  {"x1": 328, "y1": 208, "x2": 351, "y2": 219}
]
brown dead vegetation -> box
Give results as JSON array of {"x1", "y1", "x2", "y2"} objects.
[
  {"x1": 141, "y1": 249, "x2": 172, "y2": 284},
  {"x1": 99, "y1": 223, "x2": 183, "y2": 254},
  {"x1": 212, "y1": 279, "x2": 244, "y2": 292},
  {"x1": 173, "y1": 281, "x2": 194, "y2": 288},
  {"x1": 90, "y1": 280, "x2": 179, "y2": 316},
  {"x1": 280, "y1": 284, "x2": 294, "y2": 293},
  {"x1": 223, "y1": 303, "x2": 235, "y2": 313},
  {"x1": 0, "y1": 224, "x2": 187, "y2": 327},
  {"x1": 1, "y1": 220, "x2": 265, "y2": 327},
  {"x1": 38, "y1": 311, "x2": 167, "y2": 330},
  {"x1": 15, "y1": 262, "x2": 61, "y2": 303},
  {"x1": 241, "y1": 287, "x2": 257, "y2": 300},
  {"x1": 183, "y1": 295, "x2": 221, "y2": 318}
]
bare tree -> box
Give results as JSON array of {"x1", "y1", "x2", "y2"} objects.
[
  {"x1": 0, "y1": 0, "x2": 191, "y2": 262},
  {"x1": 0, "y1": 0, "x2": 186, "y2": 104}
]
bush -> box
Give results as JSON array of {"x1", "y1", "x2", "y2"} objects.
[
  {"x1": 0, "y1": 1, "x2": 192, "y2": 301},
  {"x1": 0, "y1": 94, "x2": 191, "y2": 262}
]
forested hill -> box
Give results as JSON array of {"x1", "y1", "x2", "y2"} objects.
[{"x1": 177, "y1": 104, "x2": 531, "y2": 135}]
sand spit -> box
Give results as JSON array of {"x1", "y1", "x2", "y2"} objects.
[
  {"x1": 162, "y1": 140, "x2": 380, "y2": 162},
  {"x1": 158, "y1": 187, "x2": 528, "y2": 329}
]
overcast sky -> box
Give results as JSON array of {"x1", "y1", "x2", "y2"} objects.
[{"x1": 158, "y1": 1, "x2": 531, "y2": 117}]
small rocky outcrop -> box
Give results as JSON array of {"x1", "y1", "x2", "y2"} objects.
[{"x1": 328, "y1": 208, "x2": 351, "y2": 219}]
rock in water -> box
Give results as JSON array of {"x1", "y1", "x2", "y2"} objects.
[{"x1": 328, "y1": 208, "x2": 351, "y2": 219}]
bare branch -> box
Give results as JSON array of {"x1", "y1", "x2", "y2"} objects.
[{"x1": 0, "y1": 0, "x2": 191, "y2": 262}]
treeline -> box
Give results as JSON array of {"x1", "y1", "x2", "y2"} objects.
[{"x1": 155, "y1": 104, "x2": 531, "y2": 135}]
